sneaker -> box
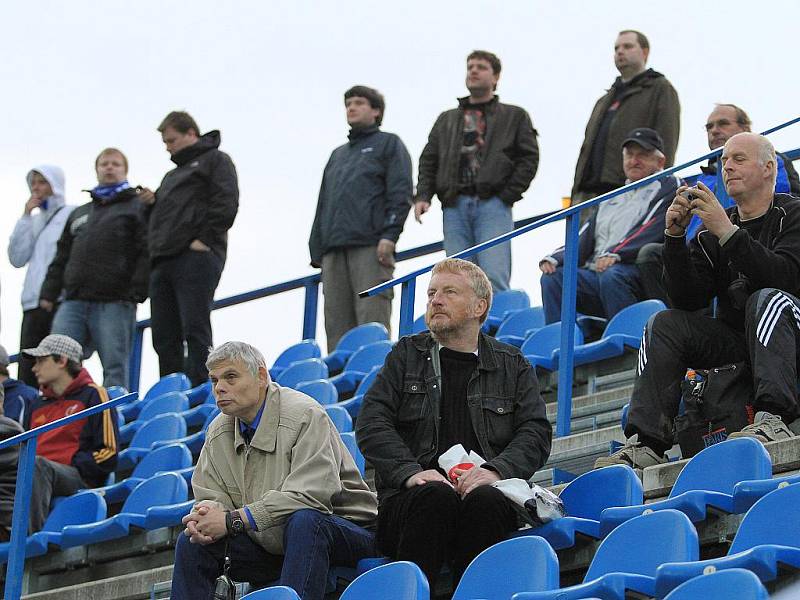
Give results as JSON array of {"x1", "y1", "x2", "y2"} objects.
[
  {"x1": 728, "y1": 411, "x2": 795, "y2": 443},
  {"x1": 594, "y1": 435, "x2": 667, "y2": 470}
]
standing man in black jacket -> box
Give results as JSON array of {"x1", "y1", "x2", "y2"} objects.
[
  {"x1": 139, "y1": 111, "x2": 239, "y2": 385},
  {"x1": 357, "y1": 258, "x2": 551, "y2": 589},
  {"x1": 309, "y1": 86, "x2": 412, "y2": 351},
  {"x1": 413, "y1": 50, "x2": 539, "y2": 292},
  {"x1": 597, "y1": 133, "x2": 799, "y2": 470},
  {"x1": 41, "y1": 148, "x2": 148, "y2": 388}
]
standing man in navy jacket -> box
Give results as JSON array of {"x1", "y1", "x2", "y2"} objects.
[
  {"x1": 139, "y1": 111, "x2": 239, "y2": 386},
  {"x1": 309, "y1": 86, "x2": 412, "y2": 351}
]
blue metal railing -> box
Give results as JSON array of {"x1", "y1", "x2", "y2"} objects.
[
  {"x1": 0, "y1": 392, "x2": 137, "y2": 600},
  {"x1": 360, "y1": 117, "x2": 800, "y2": 438}
]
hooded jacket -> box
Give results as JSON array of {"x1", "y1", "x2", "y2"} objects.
[
  {"x1": 8, "y1": 165, "x2": 75, "y2": 310},
  {"x1": 147, "y1": 131, "x2": 239, "y2": 262},
  {"x1": 40, "y1": 187, "x2": 149, "y2": 304},
  {"x1": 2, "y1": 377, "x2": 39, "y2": 424},
  {"x1": 572, "y1": 69, "x2": 680, "y2": 197}
]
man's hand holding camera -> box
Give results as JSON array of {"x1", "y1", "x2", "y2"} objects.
[{"x1": 667, "y1": 182, "x2": 735, "y2": 239}]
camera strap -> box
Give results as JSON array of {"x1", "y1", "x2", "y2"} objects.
[{"x1": 213, "y1": 539, "x2": 236, "y2": 600}]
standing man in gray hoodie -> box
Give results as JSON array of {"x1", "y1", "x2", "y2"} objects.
[{"x1": 8, "y1": 165, "x2": 74, "y2": 387}]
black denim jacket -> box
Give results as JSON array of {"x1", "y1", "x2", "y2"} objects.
[{"x1": 356, "y1": 332, "x2": 552, "y2": 504}]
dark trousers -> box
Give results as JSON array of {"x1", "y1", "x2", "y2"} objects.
[
  {"x1": 171, "y1": 509, "x2": 377, "y2": 600},
  {"x1": 149, "y1": 249, "x2": 223, "y2": 386},
  {"x1": 18, "y1": 307, "x2": 56, "y2": 387},
  {"x1": 635, "y1": 243, "x2": 671, "y2": 307},
  {"x1": 627, "y1": 288, "x2": 800, "y2": 451},
  {"x1": 377, "y1": 482, "x2": 517, "y2": 589},
  {"x1": 29, "y1": 457, "x2": 85, "y2": 533}
]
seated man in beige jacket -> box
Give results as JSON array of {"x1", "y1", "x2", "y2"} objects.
[{"x1": 170, "y1": 341, "x2": 377, "y2": 600}]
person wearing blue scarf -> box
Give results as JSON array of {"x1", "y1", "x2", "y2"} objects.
[{"x1": 39, "y1": 148, "x2": 149, "y2": 388}]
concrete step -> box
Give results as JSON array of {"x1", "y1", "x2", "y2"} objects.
[{"x1": 23, "y1": 565, "x2": 173, "y2": 600}]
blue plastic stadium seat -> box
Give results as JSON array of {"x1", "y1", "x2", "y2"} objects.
[
  {"x1": 484, "y1": 289, "x2": 531, "y2": 333},
  {"x1": 59, "y1": 473, "x2": 187, "y2": 547},
  {"x1": 106, "y1": 386, "x2": 128, "y2": 399},
  {"x1": 620, "y1": 403, "x2": 630, "y2": 430},
  {"x1": 323, "y1": 323, "x2": 390, "y2": 373},
  {"x1": 276, "y1": 358, "x2": 329, "y2": 390},
  {"x1": 512, "y1": 510, "x2": 698, "y2": 600},
  {"x1": 521, "y1": 322, "x2": 583, "y2": 371},
  {"x1": 0, "y1": 491, "x2": 106, "y2": 563},
  {"x1": 269, "y1": 339, "x2": 322, "y2": 380},
  {"x1": 512, "y1": 465, "x2": 643, "y2": 549},
  {"x1": 144, "y1": 497, "x2": 196, "y2": 530},
  {"x1": 341, "y1": 561, "x2": 429, "y2": 600},
  {"x1": 337, "y1": 365, "x2": 381, "y2": 419},
  {"x1": 732, "y1": 472, "x2": 800, "y2": 513},
  {"x1": 152, "y1": 408, "x2": 219, "y2": 456},
  {"x1": 565, "y1": 300, "x2": 666, "y2": 367},
  {"x1": 654, "y1": 483, "x2": 800, "y2": 598},
  {"x1": 412, "y1": 315, "x2": 428, "y2": 334},
  {"x1": 296, "y1": 379, "x2": 338, "y2": 405},
  {"x1": 600, "y1": 438, "x2": 772, "y2": 536},
  {"x1": 120, "y1": 372, "x2": 191, "y2": 421},
  {"x1": 117, "y1": 413, "x2": 187, "y2": 470},
  {"x1": 241, "y1": 587, "x2": 301, "y2": 600},
  {"x1": 92, "y1": 443, "x2": 192, "y2": 504},
  {"x1": 329, "y1": 341, "x2": 393, "y2": 395},
  {"x1": 180, "y1": 401, "x2": 219, "y2": 428},
  {"x1": 325, "y1": 405, "x2": 353, "y2": 433},
  {"x1": 186, "y1": 381, "x2": 213, "y2": 407},
  {"x1": 340, "y1": 432, "x2": 365, "y2": 476},
  {"x1": 118, "y1": 391, "x2": 190, "y2": 444},
  {"x1": 452, "y1": 537, "x2": 558, "y2": 600},
  {"x1": 496, "y1": 307, "x2": 546, "y2": 347},
  {"x1": 662, "y1": 569, "x2": 768, "y2": 600}
]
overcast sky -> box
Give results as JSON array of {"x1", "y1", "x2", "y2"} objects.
[{"x1": 1, "y1": 1, "x2": 799, "y2": 388}]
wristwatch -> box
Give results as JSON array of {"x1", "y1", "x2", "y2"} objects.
[{"x1": 225, "y1": 510, "x2": 245, "y2": 536}]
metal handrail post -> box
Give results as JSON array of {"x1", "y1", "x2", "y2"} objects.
[
  {"x1": 302, "y1": 279, "x2": 320, "y2": 340},
  {"x1": 4, "y1": 438, "x2": 38, "y2": 600},
  {"x1": 556, "y1": 214, "x2": 581, "y2": 437},
  {"x1": 399, "y1": 279, "x2": 417, "y2": 337}
]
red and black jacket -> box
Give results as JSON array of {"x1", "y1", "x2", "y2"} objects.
[{"x1": 24, "y1": 369, "x2": 118, "y2": 487}]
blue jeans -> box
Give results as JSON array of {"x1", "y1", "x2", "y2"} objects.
[
  {"x1": 170, "y1": 509, "x2": 377, "y2": 600},
  {"x1": 443, "y1": 195, "x2": 513, "y2": 292},
  {"x1": 540, "y1": 264, "x2": 643, "y2": 324},
  {"x1": 51, "y1": 300, "x2": 136, "y2": 387}
]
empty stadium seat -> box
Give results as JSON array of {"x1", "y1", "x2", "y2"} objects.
[
  {"x1": 521, "y1": 322, "x2": 583, "y2": 371},
  {"x1": 341, "y1": 561, "x2": 429, "y2": 600},
  {"x1": 562, "y1": 300, "x2": 666, "y2": 367},
  {"x1": 340, "y1": 432, "x2": 365, "y2": 476},
  {"x1": 323, "y1": 323, "x2": 389, "y2": 373},
  {"x1": 296, "y1": 379, "x2": 338, "y2": 405},
  {"x1": 662, "y1": 569, "x2": 768, "y2": 600},
  {"x1": 276, "y1": 358, "x2": 329, "y2": 390},
  {"x1": 106, "y1": 386, "x2": 128, "y2": 399},
  {"x1": 412, "y1": 315, "x2": 428, "y2": 334},
  {"x1": 59, "y1": 473, "x2": 187, "y2": 547},
  {"x1": 269, "y1": 339, "x2": 322, "y2": 379},
  {"x1": 180, "y1": 396, "x2": 219, "y2": 428},
  {"x1": 118, "y1": 391, "x2": 189, "y2": 444},
  {"x1": 117, "y1": 413, "x2": 187, "y2": 470},
  {"x1": 620, "y1": 403, "x2": 630, "y2": 430},
  {"x1": 242, "y1": 587, "x2": 301, "y2": 600},
  {"x1": 484, "y1": 289, "x2": 530, "y2": 332},
  {"x1": 186, "y1": 381, "x2": 213, "y2": 407},
  {"x1": 329, "y1": 340, "x2": 392, "y2": 395},
  {"x1": 495, "y1": 306, "x2": 546, "y2": 347},
  {"x1": 0, "y1": 491, "x2": 106, "y2": 563},
  {"x1": 512, "y1": 464, "x2": 643, "y2": 549},
  {"x1": 732, "y1": 472, "x2": 800, "y2": 513},
  {"x1": 512, "y1": 510, "x2": 698, "y2": 600},
  {"x1": 120, "y1": 372, "x2": 191, "y2": 421},
  {"x1": 452, "y1": 536, "x2": 559, "y2": 600},
  {"x1": 92, "y1": 443, "x2": 192, "y2": 504},
  {"x1": 325, "y1": 405, "x2": 353, "y2": 433},
  {"x1": 654, "y1": 483, "x2": 800, "y2": 598},
  {"x1": 151, "y1": 408, "x2": 219, "y2": 456},
  {"x1": 600, "y1": 438, "x2": 772, "y2": 535},
  {"x1": 337, "y1": 365, "x2": 381, "y2": 419}
]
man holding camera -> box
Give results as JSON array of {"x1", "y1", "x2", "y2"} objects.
[{"x1": 597, "y1": 132, "x2": 800, "y2": 469}]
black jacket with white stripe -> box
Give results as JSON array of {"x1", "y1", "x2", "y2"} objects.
[{"x1": 663, "y1": 193, "x2": 800, "y2": 331}]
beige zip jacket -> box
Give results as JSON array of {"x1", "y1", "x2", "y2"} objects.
[{"x1": 192, "y1": 382, "x2": 377, "y2": 554}]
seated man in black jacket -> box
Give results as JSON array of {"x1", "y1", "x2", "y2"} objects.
[
  {"x1": 356, "y1": 258, "x2": 552, "y2": 589},
  {"x1": 40, "y1": 148, "x2": 148, "y2": 388},
  {"x1": 597, "y1": 133, "x2": 800, "y2": 470}
]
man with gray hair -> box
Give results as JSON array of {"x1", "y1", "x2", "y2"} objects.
[
  {"x1": 357, "y1": 258, "x2": 552, "y2": 589},
  {"x1": 597, "y1": 132, "x2": 800, "y2": 470},
  {"x1": 171, "y1": 341, "x2": 377, "y2": 600}
]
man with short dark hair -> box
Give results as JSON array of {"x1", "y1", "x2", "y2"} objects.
[
  {"x1": 139, "y1": 111, "x2": 239, "y2": 385},
  {"x1": 571, "y1": 30, "x2": 680, "y2": 206},
  {"x1": 0, "y1": 344, "x2": 38, "y2": 424},
  {"x1": 41, "y1": 148, "x2": 148, "y2": 388},
  {"x1": 309, "y1": 86, "x2": 412, "y2": 350},
  {"x1": 357, "y1": 258, "x2": 552, "y2": 589},
  {"x1": 540, "y1": 128, "x2": 677, "y2": 323},
  {"x1": 414, "y1": 51, "x2": 539, "y2": 292}
]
